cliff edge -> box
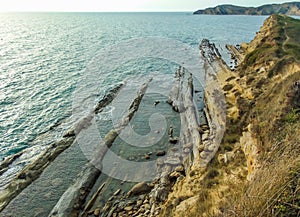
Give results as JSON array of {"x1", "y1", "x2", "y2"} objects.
[{"x1": 159, "y1": 14, "x2": 300, "y2": 217}]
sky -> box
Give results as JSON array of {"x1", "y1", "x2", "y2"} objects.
[{"x1": 0, "y1": 0, "x2": 294, "y2": 12}]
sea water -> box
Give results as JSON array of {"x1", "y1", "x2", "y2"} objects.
[{"x1": 0, "y1": 13, "x2": 266, "y2": 161}]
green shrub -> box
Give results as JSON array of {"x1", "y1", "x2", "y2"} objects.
[
  {"x1": 223, "y1": 84, "x2": 234, "y2": 92},
  {"x1": 206, "y1": 168, "x2": 219, "y2": 179},
  {"x1": 284, "y1": 109, "x2": 299, "y2": 123},
  {"x1": 224, "y1": 143, "x2": 234, "y2": 151}
]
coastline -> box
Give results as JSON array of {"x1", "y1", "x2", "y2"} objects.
[
  {"x1": 161, "y1": 14, "x2": 300, "y2": 216},
  {"x1": 0, "y1": 37, "x2": 228, "y2": 217},
  {"x1": 0, "y1": 14, "x2": 299, "y2": 217}
]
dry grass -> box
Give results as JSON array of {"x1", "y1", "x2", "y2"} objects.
[
  {"x1": 201, "y1": 15, "x2": 300, "y2": 217},
  {"x1": 160, "y1": 15, "x2": 300, "y2": 217},
  {"x1": 221, "y1": 138, "x2": 300, "y2": 217}
]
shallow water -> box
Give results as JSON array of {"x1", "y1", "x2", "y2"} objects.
[{"x1": 0, "y1": 142, "x2": 87, "y2": 217}]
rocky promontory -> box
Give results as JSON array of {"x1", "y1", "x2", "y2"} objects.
[
  {"x1": 160, "y1": 14, "x2": 300, "y2": 217},
  {"x1": 193, "y1": 2, "x2": 300, "y2": 15}
]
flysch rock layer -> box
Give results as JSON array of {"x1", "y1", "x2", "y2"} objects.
[
  {"x1": 49, "y1": 79, "x2": 151, "y2": 217},
  {"x1": 0, "y1": 83, "x2": 123, "y2": 212},
  {"x1": 1, "y1": 38, "x2": 233, "y2": 217}
]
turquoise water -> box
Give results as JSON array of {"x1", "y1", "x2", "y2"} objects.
[{"x1": 0, "y1": 12, "x2": 267, "y2": 160}]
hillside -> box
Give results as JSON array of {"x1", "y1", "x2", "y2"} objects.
[
  {"x1": 193, "y1": 2, "x2": 300, "y2": 15},
  {"x1": 159, "y1": 14, "x2": 300, "y2": 216}
]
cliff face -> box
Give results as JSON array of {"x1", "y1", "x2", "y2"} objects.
[
  {"x1": 193, "y1": 2, "x2": 300, "y2": 15},
  {"x1": 220, "y1": 15, "x2": 300, "y2": 217},
  {"x1": 159, "y1": 14, "x2": 300, "y2": 217}
]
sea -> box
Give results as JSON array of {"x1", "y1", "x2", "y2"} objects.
[
  {"x1": 0, "y1": 12, "x2": 273, "y2": 216},
  {"x1": 0, "y1": 12, "x2": 267, "y2": 161}
]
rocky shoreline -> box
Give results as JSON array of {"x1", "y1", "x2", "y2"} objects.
[
  {"x1": 88, "y1": 40, "x2": 229, "y2": 217},
  {"x1": 193, "y1": 2, "x2": 300, "y2": 15},
  {"x1": 0, "y1": 82, "x2": 125, "y2": 212},
  {"x1": 161, "y1": 14, "x2": 300, "y2": 216},
  {"x1": 0, "y1": 37, "x2": 231, "y2": 217}
]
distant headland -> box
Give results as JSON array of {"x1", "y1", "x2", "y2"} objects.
[{"x1": 193, "y1": 2, "x2": 300, "y2": 15}]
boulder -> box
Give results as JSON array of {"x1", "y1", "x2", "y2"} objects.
[
  {"x1": 124, "y1": 206, "x2": 133, "y2": 211},
  {"x1": 169, "y1": 137, "x2": 179, "y2": 144},
  {"x1": 94, "y1": 208, "x2": 100, "y2": 216},
  {"x1": 169, "y1": 171, "x2": 182, "y2": 179},
  {"x1": 156, "y1": 151, "x2": 166, "y2": 157},
  {"x1": 128, "y1": 182, "x2": 152, "y2": 196},
  {"x1": 153, "y1": 186, "x2": 169, "y2": 202},
  {"x1": 175, "y1": 165, "x2": 185, "y2": 173},
  {"x1": 202, "y1": 132, "x2": 209, "y2": 141},
  {"x1": 153, "y1": 100, "x2": 160, "y2": 106}
]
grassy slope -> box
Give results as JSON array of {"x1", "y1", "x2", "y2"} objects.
[
  {"x1": 220, "y1": 14, "x2": 300, "y2": 217},
  {"x1": 188, "y1": 15, "x2": 300, "y2": 217}
]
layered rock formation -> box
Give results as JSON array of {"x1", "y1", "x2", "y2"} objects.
[
  {"x1": 159, "y1": 14, "x2": 300, "y2": 217},
  {"x1": 193, "y1": 2, "x2": 300, "y2": 15}
]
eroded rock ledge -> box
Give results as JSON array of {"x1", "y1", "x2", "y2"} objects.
[
  {"x1": 0, "y1": 41, "x2": 226, "y2": 217},
  {"x1": 74, "y1": 41, "x2": 228, "y2": 217},
  {"x1": 0, "y1": 84, "x2": 124, "y2": 212},
  {"x1": 159, "y1": 14, "x2": 300, "y2": 217}
]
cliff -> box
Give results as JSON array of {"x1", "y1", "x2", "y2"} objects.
[
  {"x1": 193, "y1": 2, "x2": 300, "y2": 15},
  {"x1": 159, "y1": 14, "x2": 300, "y2": 217}
]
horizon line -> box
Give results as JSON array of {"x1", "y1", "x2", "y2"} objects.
[{"x1": 0, "y1": 10, "x2": 194, "y2": 13}]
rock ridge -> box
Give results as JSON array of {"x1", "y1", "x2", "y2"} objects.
[{"x1": 194, "y1": 2, "x2": 300, "y2": 15}]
